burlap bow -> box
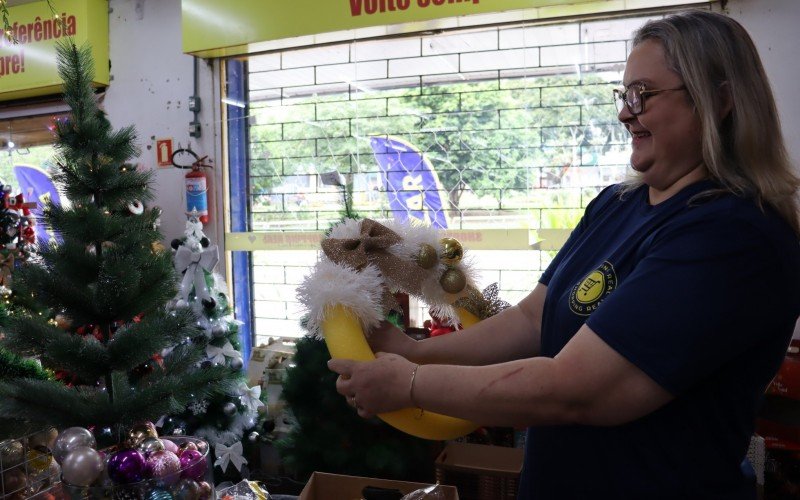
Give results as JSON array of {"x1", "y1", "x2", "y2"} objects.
[
  {"x1": 321, "y1": 218, "x2": 401, "y2": 270},
  {"x1": 174, "y1": 244, "x2": 219, "y2": 303},
  {"x1": 321, "y1": 219, "x2": 430, "y2": 313}
]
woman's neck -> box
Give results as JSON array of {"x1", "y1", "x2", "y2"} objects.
[{"x1": 648, "y1": 163, "x2": 708, "y2": 205}]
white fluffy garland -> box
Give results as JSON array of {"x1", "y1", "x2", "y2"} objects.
[{"x1": 298, "y1": 219, "x2": 478, "y2": 337}]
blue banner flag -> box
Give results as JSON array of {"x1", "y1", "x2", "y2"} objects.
[
  {"x1": 369, "y1": 136, "x2": 449, "y2": 229},
  {"x1": 13, "y1": 164, "x2": 62, "y2": 246}
]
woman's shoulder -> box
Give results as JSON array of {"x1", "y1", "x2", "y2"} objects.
[{"x1": 677, "y1": 188, "x2": 798, "y2": 253}]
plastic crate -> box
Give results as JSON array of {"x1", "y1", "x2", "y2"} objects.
[{"x1": 434, "y1": 442, "x2": 523, "y2": 500}]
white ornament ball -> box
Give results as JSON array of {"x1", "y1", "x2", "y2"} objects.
[{"x1": 61, "y1": 446, "x2": 104, "y2": 486}]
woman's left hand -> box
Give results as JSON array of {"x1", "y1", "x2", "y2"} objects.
[{"x1": 328, "y1": 353, "x2": 416, "y2": 419}]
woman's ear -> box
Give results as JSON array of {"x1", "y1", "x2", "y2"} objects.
[{"x1": 718, "y1": 82, "x2": 733, "y2": 121}]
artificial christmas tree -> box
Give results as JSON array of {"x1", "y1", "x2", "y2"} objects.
[
  {"x1": 0, "y1": 41, "x2": 229, "y2": 444},
  {"x1": 277, "y1": 333, "x2": 437, "y2": 483},
  {"x1": 165, "y1": 216, "x2": 263, "y2": 483}
]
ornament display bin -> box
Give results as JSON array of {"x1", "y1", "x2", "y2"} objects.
[
  {"x1": 1, "y1": 429, "x2": 61, "y2": 500},
  {"x1": 60, "y1": 436, "x2": 214, "y2": 500},
  {"x1": 434, "y1": 442, "x2": 523, "y2": 500}
]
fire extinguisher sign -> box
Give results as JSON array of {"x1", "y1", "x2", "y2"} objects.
[{"x1": 155, "y1": 138, "x2": 174, "y2": 168}]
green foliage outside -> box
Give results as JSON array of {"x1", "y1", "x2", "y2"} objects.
[
  {"x1": 0, "y1": 146, "x2": 56, "y2": 192},
  {"x1": 248, "y1": 73, "x2": 629, "y2": 231}
]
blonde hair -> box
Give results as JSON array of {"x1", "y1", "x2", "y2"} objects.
[{"x1": 629, "y1": 10, "x2": 800, "y2": 234}]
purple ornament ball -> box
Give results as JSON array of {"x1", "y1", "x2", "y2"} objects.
[
  {"x1": 161, "y1": 439, "x2": 179, "y2": 455},
  {"x1": 146, "y1": 450, "x2": 181, "y2": 485},
  {"x1": 178, "y1": 450, "x2": 206, "y2": 481},
  {"x1": 107, "y1": 449, "x2": 146, "y2": 484}
]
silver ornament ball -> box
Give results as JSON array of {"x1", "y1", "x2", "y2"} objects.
[
  {"x1": 61, "y1": 446, "x2": 104, "y2": 486},
  {"x1": 0, "y1": 439, "x2": 25, "y2": 467},
  {"x1": 222, "y1": 402, "x2": 237, "y2": 417},
  {"x1": 138, "y1": 437, "x2": 166, "y2": 456},
  {"x1": 53, "y1": 427, "x2": 96, "y2": 464}
]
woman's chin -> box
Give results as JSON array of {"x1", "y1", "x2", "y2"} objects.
[{"x1": 629, "y1": 155, "x2": 651, "y2": 174}]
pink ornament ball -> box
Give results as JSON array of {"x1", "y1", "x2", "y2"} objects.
[
  {"x1": 146, "y1": 450, "x2": 182, "y2": 485},
  {"x1": 178, "y1": 449, "x2": 206, "y2": 481},
  {"x1": 161, "y1": 439, "x2": 180, "y2": 455},
  {"x1": 177, "y1": 442, "x2": 197, "y2": 455}
]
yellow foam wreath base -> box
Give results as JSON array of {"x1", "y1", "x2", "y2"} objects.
[{"x1": 322, "y1": 304, "x2": 481, "y2": 440}]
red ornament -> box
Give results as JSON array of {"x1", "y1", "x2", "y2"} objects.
[
  {"x1": 152, "y1": 353, "x2": 164, "y2": 368},
  {"x1": 92, "y1": 325, "x2": 104, "y2": 342},
  {"x1": 424, "y1": 309, "x2": 458, "y2": 337},
  {"x1": 22, "y1": 226, "x2": 35, "y2": 242},
  {"x1": 5, "y1": 194, "x2": 37, "y2": 215},
  {"x1": 54, "y1": 370, "x2": 78, "y2": 387}
]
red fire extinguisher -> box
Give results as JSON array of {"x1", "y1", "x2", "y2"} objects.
[
  {"x1": 185, "y1": 165, "x2": 209, "y2": 224},
  {"x1": 172, "y1": 148, "x2": 212, "y2": 224}
]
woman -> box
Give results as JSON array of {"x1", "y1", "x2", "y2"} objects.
[{"x1": 328, "y1": 10, "x2": 800, "y2": 499}]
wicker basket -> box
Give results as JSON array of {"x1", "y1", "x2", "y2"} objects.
[{"x1": 434, "y1": 442, "x2": 523, "y2": 500}]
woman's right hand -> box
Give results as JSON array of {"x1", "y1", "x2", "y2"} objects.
[{"x1": 366, "y1": 320, "x2": 417, "y2": 360}]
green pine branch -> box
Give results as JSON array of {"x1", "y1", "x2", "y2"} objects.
[{"x1": 0, "y1": 348, "x2": 51, "y2": 382}]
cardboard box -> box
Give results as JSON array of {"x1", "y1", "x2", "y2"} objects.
[
  {"x1": 434, "y1": 442, "x2": 523, "y2": 500},
  {"x1": 246, "y1": 340, "x2": 295, "y2": 387},
  {"x1": 299, "y1": 472, "x2": 459, "y2": 500}
]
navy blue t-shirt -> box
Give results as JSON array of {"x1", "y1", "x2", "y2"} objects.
[{"x1": 518, "y1": 181, "x2": 800, "y2": 500}]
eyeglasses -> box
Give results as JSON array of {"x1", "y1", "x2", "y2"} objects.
[{"x1": 612, "y1": 83, "x2": 686, "y2": 116}]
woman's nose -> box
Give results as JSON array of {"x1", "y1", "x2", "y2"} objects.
[{"x1": 617, "y1": 103, "x2": 634, "y2": 123}]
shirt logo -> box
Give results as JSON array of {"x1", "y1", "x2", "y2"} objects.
[{"x1": 569, "y1": 261, "x2": 617, "y2": 316}]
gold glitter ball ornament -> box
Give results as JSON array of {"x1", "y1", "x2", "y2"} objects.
[
  {"x1": 54, "y1": 314, "x2": 72, "y2": 331},
  {"x1": 28, "y1": 428, "x2": 58, "y2": 450},
  {"x1": 440, "y1": 268, "x2": 467, "y2": 294},
  {"x1": 126, "y1": 421, "x2": 158, "y2": 448},
  {"x1": 25, "y1": 448, "x2": 52, "y2": 475},
  {"x1": 416, "y1": 243, "x2": 438, "y2": 269},
  {"x1": 439, "y1": 237, "x2": 463, "y2": 265}
]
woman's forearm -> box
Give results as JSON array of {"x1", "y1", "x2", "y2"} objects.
[{"x1": 409, "y1": 284, "x2": 546, "y2": 366}]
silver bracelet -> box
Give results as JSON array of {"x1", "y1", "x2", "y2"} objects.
[{"x1": 409, "y1": 364, "x2": 423, "y2": 415}]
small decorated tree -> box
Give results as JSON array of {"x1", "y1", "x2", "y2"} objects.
[{"x1": 164, "y1": 216, "x2": 264, "y2": 483}]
